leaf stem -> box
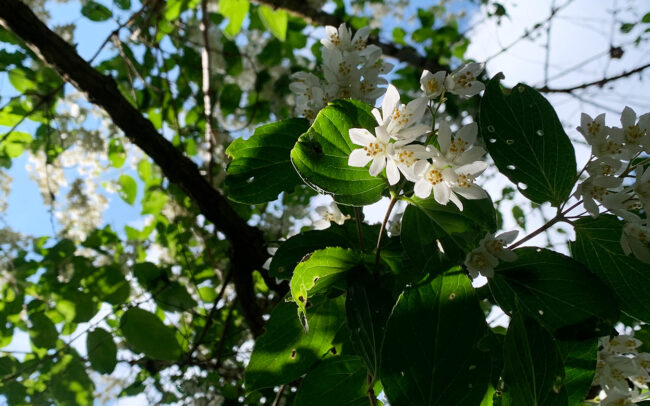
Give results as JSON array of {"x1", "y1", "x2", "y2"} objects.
[
  {"x1": 354, "y1": 206, "x2": 366, "y2": 252},
  {"x1": 375, "y1": 195, "x2": 398, "y2": 267},
  {"x1": 367, "y1": 374, "x2": 378, "y2": 406}
]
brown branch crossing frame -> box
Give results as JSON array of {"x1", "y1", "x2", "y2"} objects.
[{"x1": 0, "y1": 0, "x2": 269, "y2": 337}]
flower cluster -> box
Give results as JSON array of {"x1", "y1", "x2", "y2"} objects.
[
  {"x1": 420, "y1": 62, "x2": 485, "y2": 99},
  {"x1": 464, "y1": 231, "x2": 518, "y2": 278},
  {"x1": 595, "y1": 334, "x2": 650, "y2": 405},
  {"x1": 289, "y1": 24, "x2": 393, "y2": 120},
  {"x1": 313, "y1": 201, "x2": 350, "y2": 230},
  {"x1": 574, "y1": 107, "x2": 650, "y2": 264},
  {"x1": 348, "y1": 83, "x2": 489, "y2": 211}
]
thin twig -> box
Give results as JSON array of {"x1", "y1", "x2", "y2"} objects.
[
  {"x1": 538, "y1": 62, "x2": 650, "y2": 93},
  {"x1": 272, "y1": 384, "x2": 287, "y2": 406},
  {"x1": 354, "y1": 207, "x2": 365, "y2": 252},
  {"x1": 375, "y1": 196, "x2": 398, "y2": 266}
]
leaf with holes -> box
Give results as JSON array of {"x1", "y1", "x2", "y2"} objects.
[
  {"x1": 245, "y1": 296, "x2": 345, "y2": 391},
  {"x1": 502, "y1": 312, "x2": 568, "y2": 405},
  {"x1": 226, "y1": 118, "x2": 310, "y2": 204},
  {"x1": 479, "y1": 74, "x2": 577, "y2": 206},
  {"x1": 291, "y1": 99, "x2": 388, "y2": 205},
  {"x1": 290, "y1": 247, "x2": 360, "y2": 320},
  {"x1": 572, "y1": 215, "x2": 650, "y2": 322},
  {"x1": 381, "y1": 271, "x2": 493, "y2": 405},
  {"x1": 294, "y1": 355, "x2": 368, "y2": 406},
  {"x1": 401, "y1": 195, "x2": 497, "y2": 277},
  {"x1": 489, "y1": 248, "x2": 619, "y2": 338}
]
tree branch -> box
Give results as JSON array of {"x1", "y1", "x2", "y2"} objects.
[
  {"x1": 538, "y1": 62, "x2": 650, "y2": 93},
  {"x1": 0, "y1": 0, "x2": 267, "y2": 336},
  {"x1": 251, "y1": 0, "x2": 449, "y2": 73}
]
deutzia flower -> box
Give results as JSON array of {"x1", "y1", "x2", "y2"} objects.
[
  {"x1": 634, "y1": 166, "x2": 650, "y2": 210},
  {"x1": 596, "y1": 335, "x2": 650, "y2": 404},
  {"x1": 373, "y1": 85, "x2": 429, "y2": 140},
  {"x1": 574, "y1": 176, "x2": 624, "y2": 217},
  {"x1": 321, "y1": 24, "x2": 374, "y2": 56},
  {"x1": 420, "y1": 69, "x2": 446, "y2": 99},
  {"x1": 437, "y1": 122, "x2": 486, "y2": 166},
  {"x1": 464, "y1": 247, "x2": 499, "y2": 278},
  {"x1": 617, "y1": 106, "x2": 650, "y2": 154},
  {"x1": 480, "y1": 230, "x2": 518, "y2": 262},
  {"x1": 313, "y1": 202, "x2": 350, "y2": 229},
  {"x1": 621, "y1": 220, "x2": 650, "y2": 264},
  {"x1": 389, "y1": 144, "x2": 429, "y2": 183},
  {"x1": 586, "y1": 157, "x2": 624, "y2": 178},
  {"x1": 348, "y1": 126, "x2": 402, "y2": 183},
  {"x1": 444, "y1": 162, "x2": 489, "y2": 209},
  {"x1": 577, "y1": 113, "x2": 608, "y2": 145},
  {"x1": 412, "y1": 157, "x2": 456, "y2": 205},
  {"x1": 444, "y1": 62, "x2": 485, "y2": 96}
]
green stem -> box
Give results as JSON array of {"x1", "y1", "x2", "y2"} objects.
[
  {"x1": 375, "y1": 195, "x2": 398, "y2": 267},
  {"x1": 367, "y1": 374, "x2": 378, "y2": 406},
  {"x1": 354, "y1": 206, "x2": 366, "y2": 252}
]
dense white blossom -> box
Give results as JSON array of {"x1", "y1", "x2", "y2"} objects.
[{"x1": 596, "y1": 335, "x2": 650, "y2": 404}]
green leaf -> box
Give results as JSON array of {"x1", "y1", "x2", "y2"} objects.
[
  {"x1": 392, "y1": 27, "x2": 406, "y2": 45},
  {"x1": 502, "y1": 313, "x2": 567, "y2": 405},
  {"x1": 118, "y1": 174, "x2": 137, "y2": 205},
  {"x1": 245, "y1": 296, "x2": 346, "y2": 391},
  {"x1": 258, "y1": 6, "x2": 288, "y2": 41},
  {"x1": 643, "y1": 12, "x2": 650, "y2": 23},
  {"x1": 8, "y1": 68, "x2": 37, "y2": 93},
  {"x1": 572, "y1": 215, "x2": 650, "y2": 322},
  {"x1": 120, "y1": 308, "x2": 181, "y2": 361},
  {"x1": 0, "y1": 131, "x2": 31, "y2": 159},
  {"x1": 512, "y1": 205, "x2": 526, "y2": 230},
  {"x1": 108, "y1": 139, "x2": 126, "y2": 168},
  {"x1": 81, "y1": 1, "x2": 113, "y2": 22},
  {"x1": 381, "y1": 271, "x2": 492, "y2": 405},
  {"x1": 489, "y1": 247, "x2": 619, "y2": 338},
  {"x1": 401, "y1": 195, "x2": 497, "y2": 276},
  {"x1": 87, "y1": 328, "x2": 117, "y2": 374},
  {"x1": 290, "y1": 247, "x2": 360, "y2": 321},
  {"x1": 478, "y1": 75, "x2": 577, "y2": 206},
  {"x1": 294, "y1": 355, "x2": 368, "y2": 406},
  {"x1": 29, "y1": 312, "x2": 58, "y2": 349},
  {"x1": 225, "y1": 118, "x2": 310, "y2": 204},
  {"x1": 50, "y1": 354, "x2": 95, "y2": 406},
  {"x1": 84, "y1": 264, "x2": 130, "y2": 304},
  {"x1": 219, "y1": 83, "x2": 243, "y2": 115},
  {"x1": 220, "y1": 0, "x2": 249, "y2": 38},
  {"x1": 114, "y1": 0, "x2": 131, "y2": 10},
  {"x1": 155, "y1": 282, "x2": 198, "y2": 312},
  {"x1": 141, "y1": 189, "x2": 168, "y2": 215},
  {"x1": 557, "y1": 339, "x2": 597, "y2": 406},
  {"x1": 345, "y1": 267, "x2": 394, "y2": 377},
  {"x1": 291, "y1": 99, "x2": 388, "y2": 205}
]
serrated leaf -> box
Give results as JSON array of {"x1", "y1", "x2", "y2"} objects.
[
  {"x1": 478, "y1": 75, "x2": 577, "y2": 206},
  {"x1": 220, "y1": 0, "x2": 249, "y2": 38},
  {"x1": 245, "y1": 296, "x2": 345, "y2": 391},
  {"x1": 258, "y1": 6, "x2": 288, "y2": 41},
  {"x1": 290, "y1": 247, "x2": 360, "y2": 319},
  {"x1": 401, "y1": 195, "x2": 497, "y2": 276},
  {"x1": 120, "y1": 308, "x2": 181, "y2": 361},
  {"x1": 29, "y1": 312, "x2": 58, "y2": 349},
  {"x1": 489, "y1": 247, "x2": 619, "y2": 338},
  {"x1": 87, "y1": 328, "x2": 117, "y2": 374},
  {"x1": 502, "y1": 313, "x2": 567, "y2": 405},
  {"x1": 572, "y1": 215, "x2": 650, "y2": 322},
  {"x1": 118, "y1": 174, "x2": 137, "y2": 205},
  {"x1": 294, "y1": 355, "x2": 368, "y2": 406},
  {"x1": 291, "y1": 99, "x2": 388, "y2": 205},
  {"x1": 381, "y1": 271, "x2": 492, "y2": 405},
  {"x1": 81, "y1": 1, "x2": 113, "y2": 22},
  {"x1": 225, "y1": 118, "x2": 309, "y2": 204}
]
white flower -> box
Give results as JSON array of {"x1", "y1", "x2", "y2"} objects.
[
  {"x1": 314, "y1": 202, "x2": 350, "y2": 229},
  {"x1": 618, "y1": 106, "x2": 650, "y2": 154},
  {"x1": 464, "y1": 247, "x2": 499, "y2": 278},
  {"x1": 321, "y1": 24, "x2": 371, "y2": 55},
  {"x1": 480, "y1": 230, "x2": 518, "y2": 262},
  {"x1": 420, "y1": 69, "x2": 446, "y2": 99},
  {"x1": 348, "y1": 126, "x2": 403, "y2": 182},
  {"x1": 621, "y1": 221, "x2": 650, "y2": 264},
  {"x1": 444, "y1": 161, "x2": 489, "y2": 210},
  {"x1": 577, "y1": 113, "x2": 608, "y2": 145},
  {"x1": 437, "y1": 122, "x2": 486, "y2": 166},
  {"x1": 586, "y1": 157, "x2": 624, "y2": 178},
  {"x1": 373, "y1": 85, "x2": 429, "y2": 140},
  {"x1": 606, "y1": 335, "x2": 643, "y2": 355},
  {"x1": 634, "y1": 166, "x2": 650, "y2": 210},
  {"x1": 389, "y1": 144, "x2": 429, "y2": 183},
  {"x1": 444, "y1": 62, "x2": 485, "y2": 96},
  {"x1": 574, "y1": 176, "x2": 623, "y2": 217},
  {"x1": 412, "y1": 157, "x2": 455, "y2": 205}
]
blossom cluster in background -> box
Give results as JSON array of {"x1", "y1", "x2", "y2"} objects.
[
  {"x1": 596, "y1": 335, "x2": 650, "y2": 405},
  {"x1": 289, "y1": 24, "x2": 393, "y2": 120},
  {"x1": 574, "y1": 108, "x2": 650, "y2": 263}
]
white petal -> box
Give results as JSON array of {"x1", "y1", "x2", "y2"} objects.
[
  {"x1": 348, "y1": 148, "x2": 372, "y2": 167},
  {"x1": 313, "y1": 219, "x2": 331, "y2": 230},
  {"x1": 455, "y1": 184, "x2": 487, "y2": 200},
  {"x1": 449, "y1": 192, "x2": 463, "y2": 211},
  {"x1": 457, "y1": 161, "x2": 489, "y2": 176},
  {"x1": 386, "y1": 160, "x2": 400, "y2": 185},
  {"x1": 382, "y1": 85, "x2": 400, "y2": 123},
  {"x1": 375, "y1": 126, "x2": 391, "y2": 144},
  {"x1": 396, "y1": 124, "x2": 429, "y2": 141},
  {"x1": 497, "y1": 230, "x2": 519, "y2": 244},
  {"x1": 414, "y1": 179, "x2": 432, "y2": 198},
  {"x1": 369, "y1": 156, "x2": 386, "y2": 176},
  {"x1": 437, "y1": 121, "x2": 451, "y2": 153},
  {"x1": 349, "y1": 128, "x2": 375, "y2": 146},
  {"x1": 372, "y1": 108, "x2": 383, "y2": 126},
  {"x1": 433, "y1": 182, "x2": 450, "y2": 205},
  {"x1": 457, "y1": 147, "x2": 486, "y2": 165},
  {"x1": 621, "y1": 106, "x2": 636, "y2": 127},
  {"x1": 457, "y1": 122, "x2": 478, "y2": 145},
  {"x1": 405, "y1": 97, "x2": 428, "y2": 124}
]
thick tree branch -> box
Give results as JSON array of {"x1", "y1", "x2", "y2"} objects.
[
  {"x1": 0, "y1": 0, "x2": 267, "y2": 336},
  {"x1": 251, "y1": 0, "x2": 449, "y2": 73},
  {"x1": 537, "y1": 62, "x2": 650, "y2": 93}
]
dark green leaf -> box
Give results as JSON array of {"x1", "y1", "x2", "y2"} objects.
[
  {"x1": 29, "y1": 312, "x2": 58, "y2": 349},
  {"x1": 572, "y1": 215, "x2": 650, "y2": 322},
  {"x1": 155, "y1": 282, "x2": 198, "y2": 312},
  {"x1": 290, "y1": 247, "x2": 360, "y2": 320},
  {"x1": 401, "y1": 195, "x2": 497, "y2": 276},
  {"x1": 489, "y1": 248, "x2": 619, "y2": 338},
  {"x1": 258, "y1": 6, "x2": 288, "y2": 41},
  {"x1": 512, "y1": 205, "x2": 526, "y2": 230},
  {"x1": 393, "y1": 27, "x2": 406, "y2": 45},
  {"x1": 557, "y1": 339, "x2": 597, "y2": 406},
  {"x1": 502, "y1": 313, "x2": 567, "y2": 406},
  {"x1": 219, "y1": 83, "x2": 243, "y2": 115},
  {"x1": 479, "y1": 75, "x2": 577, "y2": 206},
  {"x1": 294, "y1": 355, "x2": 368, "y2": 406},
  {"x1": 245, "y1": 296, "x2": 345, "y2": 391},
  {"x1": 120, "y1": 308, "x2": 181, "y2": 361},
  {"x1": 84, "y1": 264, "x2": 130, "y2": 304},
  {"x1": 81, "y1": 1, "x2": 113, "y2": 22},
  {"x1": 51, "y1": 354, "x2": 95, "y2": 406},
  {"x1": 225, "y1": 118, "x2": 309, "y2": 204},
  {"x1": 643, "y1": 12, "x2": 650, "y2": 23},
  {"x1": 118, "y1": 174, "x2": 137, "y2": 205},
  {"x1": 291, "y1": 99, "x2": 388, "y2": 205},
  {"x1": 381, "y1": 271, "x2": 492, "y2": 405},
  {"x1": 87, "y1": 328, "x2": 117, "y2": 374},
  {"x1": 114, "y1": 0, "x2": 131, "y2": 10}
]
